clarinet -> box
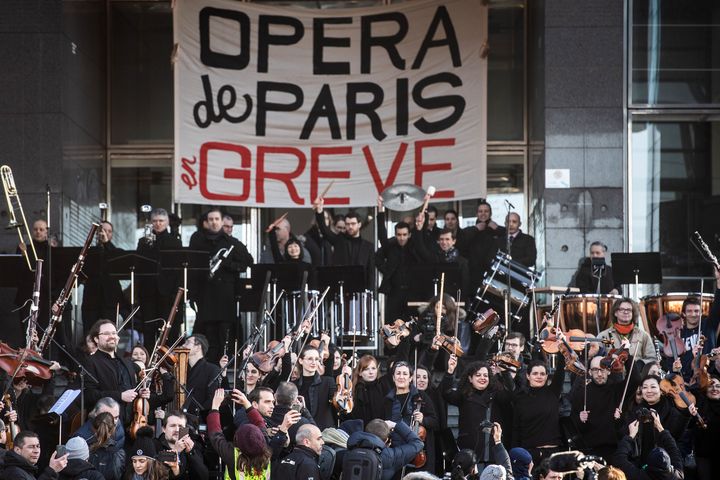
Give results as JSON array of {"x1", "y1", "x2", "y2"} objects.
[
  {"x1": 38, "y1": 223, "x2": 99, "y2": 353},
  {"x1": 27, "y1": 258, "x2": 44, "y2": 350}
]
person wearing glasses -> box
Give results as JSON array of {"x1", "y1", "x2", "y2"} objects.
[
  {"x1": 85, "y1": 319, "x2": 149, "y2": 423},
  {"x1": 292, "y1": 346, "x2": 342, "y2": 430},
  {"x1": 598, "y1": 298, "x2": 657, "y2": 365},
  {"x1": 569, "y1": 355, "x2": 641, "y2": 460}
]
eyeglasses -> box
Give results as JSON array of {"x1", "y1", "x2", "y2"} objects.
[
  {"x1": 616, "y1": 308, "x2": 633, "y2": 313},
  {"x1": 589, "y1": 368, "x2": 607, "y2": 373},
  {"x1": 98, "y1": 331, "x2": 118, "y2": 337}
]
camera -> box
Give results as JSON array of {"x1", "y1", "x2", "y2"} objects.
[
  {"x1": 156, "y1": 450, "x2": 178, "y2": 463},
  {"x1": 637, "y1": 407, "x2": 654, "y2": 423},
  {"x1": 479, "y1": 420, "x2": 494, "y2": 433}
]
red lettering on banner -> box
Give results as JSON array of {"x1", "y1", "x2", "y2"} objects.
[
  {"x1": 310, "y1": 147, "x2": 351, "y2": 205},
  {"x1": 414, "y1": 139, "x2": 455, "y2": 198},
  {"x1": 199, "y1": 142, "x2": 252, "y2": 201},
  {"x1": 256, "y1": 146, "x2": 306, "y2": 204},
  {"x1": 362, "y1": 142, "x2": 408, "y2": 193}
]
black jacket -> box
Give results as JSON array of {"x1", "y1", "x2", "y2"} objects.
[
  {"x1": 573, "y1": 258, "x2": 622, "y2": 294},
  {"x1": 58, "y1": 459, "x2": 104, "y2": 480},
  {"x1": 612, "y1": 430, "x2": 683, "y2": 480},
  {"x1": 84, "y1": 350, "x2": 136, "y2": 421},
  {"x1": 0, "y1": 450, "x2": 58, "y2": 480},
  {"x1": 293, "y1": 372, "x2": 337, "y2": 430},
  {"x1": 314, "y1": 211, "x2": 374, "y2": 289},
  {"x1": 183, "y1": 358, "x2": 222, "y2": 417},
  {"x1": 136, "y1": 229, "x2": 183, "y2": 298},
  {"x1": 271, "y1": 445, "x2": 321, "y2": 480},
  {"x1": 153, "y1": 433, "x2": 209, "y2": 480},
  {"x1": 496, "y1": 231, "x2": 537, "y2": 268}
]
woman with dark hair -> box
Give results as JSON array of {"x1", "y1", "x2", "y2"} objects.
[
  {"x1": 693, "y1": 374, "x2": 720, "y2": 479},
  {"x1": 350, "y1": 354, "x2": 390, "y2": 426},
  {"x1": 448, "y1": 449, "x2": 478, "y2": 480},
  {"x1": 88, "y1": 412, "x2": 126, "y2": 480},
  {"x1": 383, "y1": 361, "x2": 438, "y2": 474},
  {"x1": 411, "y1": 293, "x2": 465, "y2": 373},
  {"x1": 441, "y1": 357, "x2": 513, "y2": 469},
  {"x1": 209, "y1": 389, "x2": 272, "y2": 480}
]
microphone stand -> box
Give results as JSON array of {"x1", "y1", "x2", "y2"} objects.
[
  {"x1": 503, "y1": 201, "x2": 513, "y2": 341},
  {"x1": 34, "y1": 322, "x2": 99, "y2": 426}
]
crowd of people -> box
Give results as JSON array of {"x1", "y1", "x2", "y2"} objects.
[{"x1": 1, "y1": 196, "x2": 719, "y2": 480}]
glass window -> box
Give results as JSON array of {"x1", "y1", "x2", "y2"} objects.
[
  {"x1": 630, "y1": 120, "x2": 720, "y2": 291},
  {"x1": 488, "y1": 5, "x2": 525, "y2": 141},
  {"x1": 110, "y1": 2, "x2": 173, "y2": 145},
  {"x1": 631, "y1": 0, "x2": 720, "y2": 105}
]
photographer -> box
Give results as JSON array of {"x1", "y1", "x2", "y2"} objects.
[{"x1": 613, "y1": 411, "x2": 683, "y2": 479}]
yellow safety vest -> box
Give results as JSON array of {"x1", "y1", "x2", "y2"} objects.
[{"x1": 224, "y1": 448, "x2": 270, "y2": 480}]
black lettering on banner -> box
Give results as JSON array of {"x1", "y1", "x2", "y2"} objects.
[
  {"x1": 256, "y1": 81, "x2": 304, "y2": 136},
  {"x1": 313, "y1": 17, "x2": 352, "y2": 75},
  {"x1": 412, "y1": 6, "x2": 461, "y2": 70},
  {"x1": 199, "y1": 7, "x2": 250, "y2": 70},
  {"x1": 193, "y1": 75, "x2": 253, "y2": 128},
  {"x1": 396, "y1": 78, "x2": 409, "y2": 136},
  {"x1": 301, "y1": 84, "x2": 342, "y2": 140},
  {"x1": 412, "y1": 73, "x2": 465, "y2": 133},
  {"x1": 258, "y1": 15, "x2": 305, "y2": 73},
  {"x1": 346, "y1": 82, "x2": 386, "y2": 141},
  {"x1": 360, "y1": 12, "x2": 408, "y2": 74}
]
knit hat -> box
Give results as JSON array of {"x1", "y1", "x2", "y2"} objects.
[
  {"x1": 233, "y1": 424, "x2": 267, "y2": 457},
  {"x1": 321, "y1": 427, "x2": 349, "y2": 448},
  {"x1": 339, "y1": 419, "x2": 364, "y2": 436},
  {"x1": 509, "y1": 448, "x2": 532, "y2": 477},
  {"x1": 645, "y1": 447, "x2": 673, "y2": 473},
  {"x1": 131, "y1": 427, "x2": 157, "y2": 459},
  {"x1": 479, "y1": 464, "x2": 507, "y2": 480},
  {"x1": 65, "y1": 437, "x2": 90, "y2": 461}
]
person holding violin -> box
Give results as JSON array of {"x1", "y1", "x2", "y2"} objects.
[
  {"x1": 410, "y1": 294, "x2": 464, "y2": 373},
  {"x1": 84, "y1": 319, "x2": 146, "y2": 424},
  {"x1": 292, "y1": 345, "x2": 344, "y2": 430},
  {"x1": 569, "y1": 354, "x2": 642, "y2": 460},
  {"x1": 441, "y1": 355, "x2": 513, "y2": 470},
  {"x1": 382, "y1": 361, "x2": 438, "y2": 474},
  {"x1": 598, "y1": 298, "x2": 657, "y2": 365}
]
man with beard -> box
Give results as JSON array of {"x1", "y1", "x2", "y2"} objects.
[
  {"x1": 189, "y1": 208, "x2": 253, "y2": 362},
  {"x1": 154, "y1": 411, "x2": 208, "y2": 480}
]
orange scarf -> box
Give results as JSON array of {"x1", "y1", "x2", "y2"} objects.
[{"x1": 614, "y1": 322, "x2": 634, "y2": 336}]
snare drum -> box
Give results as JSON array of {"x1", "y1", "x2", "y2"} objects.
[
  {"x1": 640, "y1": 292, "x2": 713, "y2": 338},
  {"x1": 560, "y1": 294, "x2": 622, "y2": 336}
]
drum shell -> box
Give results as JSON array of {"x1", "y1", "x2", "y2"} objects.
[
  {"x1": 559, "y1": 294, "x2": 622, "y2": 336},
  {"x1": 640, "y1": 292, "x2": 713, "y2": 338}
]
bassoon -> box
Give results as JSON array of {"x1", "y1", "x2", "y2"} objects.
[{"x1": 38, "y1": 223, "x2": 99, "y2": 353}]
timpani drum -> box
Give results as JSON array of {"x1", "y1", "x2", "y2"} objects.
[
  {"x1": 640, "y1": 292, "x2": 713, "y2": 338},
  {"x1": 560, "y1": 294, "x2": 623, "y2": 336}
]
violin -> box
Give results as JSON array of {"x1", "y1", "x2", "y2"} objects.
[
  {"x1": 0, "y1": 342, "x2": 53, "y2": 386},
  {"x1": 689, "y1": 336, "x2": 710, "y2": 391},
  {"x1": 432, "y1": 335, "x2": 464, "y2": 357},
  {"x1": 660, "y1": 372, "x2": 707, "y2": 429},
  {"x1": 332, "y1": 355, "x2": 353, "y2": 414},
  {"x1": 381, "y1": 318, "x2": 418, "y2": 347},
  {"x1": 250, "y1": 339, "x2": 287, "y2": 375},
  {"x1": 491, "y1": 353, "x2": 521, "y2": 373},
  {"x1": 600, "y1": 347, "x2": 630, "y2": 373},
  {"x1": 2, "y1": 393, "x2": 20, "y2": 449},
  {"x1": 540, "y1": 292, "x2": 565, "y2": 354},
  {"x1": 656, "y1": 313, "x2": 686, "y2": 359},
  {"x1": 128, "y1": 370, "x2": 150, "y2": 440},
  {"x1": 471, "y1": 309, "x2": 499, "y2": 336},
  {"x1": 410, "y1": 397, "x2": 427, "y2": 468}
]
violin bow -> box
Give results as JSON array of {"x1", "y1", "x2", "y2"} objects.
[
  {"x1": 286, "y1": 286, "x2": 331, "y2": 381},
  {"x1": 134, "y1": 334, "x2": 186, "y2": 391},
  {"x1": 436, "y1": 273, "x2": 445, "y2": 338},
  {"x1": 618, "y1": 342, "x2": 641, "y2": 413}
]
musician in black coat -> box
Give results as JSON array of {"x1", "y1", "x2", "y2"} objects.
[
  {"x1": 182, "y1": 334, "x2": 222, "y2": 419},
  {"x1": 136, "y1": 208, "x2": 182, "y2": 350},
  {"x1": 292, "y1": 346, "x2": 339, "y2": 430},
  {"x1": 188, "y1": 208, "x2": 253, "y2": 363},
  {"x1": 495, "y1": 213, "x2": 537, "y2": 269},
  {"x1": 573, "y1": 241, "x2": 622, "y2": 295},
  {"x1": 312, "y1": 197, "x2": 375, "y2": 290}
]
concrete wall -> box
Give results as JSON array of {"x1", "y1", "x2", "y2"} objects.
[{"x1": 536, "y1": 0, "x2": 625, "y2": 288}]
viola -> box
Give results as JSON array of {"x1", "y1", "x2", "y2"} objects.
[
  {"x1": 2, "y1": 393, "x2": 20, "y2": 449},
  {"x1": 557, "y1": 337, "x2": 587, "y2": 376},
  {"x1": 690, "y1": 336, "x2": 710, "y2": 391},
  {"x1": 410, "y1": 397, "x2": 427, "y2": 468},
  {"x1": 540, "y1": 292, "x2": 565, "y2": 355},
  {"x1": 332, "y1": 355, "x2": 353, "y2": 414},
  {"x1": 471, "y1": 309, "x2": 499, "y2": 336},
  {"x1": 660, "y1": 372, "x2": 707, "y2": 428},
  {"x1": 656, "y1": 313, "x2": 686, "y2": 359},
  {"x1": 129, "y1": 371, "x2": 150, "y2": 440},
  {"x1": 381, "y1": 318, "x2": 417, "y2": 347}
]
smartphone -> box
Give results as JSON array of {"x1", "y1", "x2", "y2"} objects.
[
  {"x1": 157, "y1": 450, "x2": 177, "y2": 463},
  {"x1": 55, "y1": 445, "x2": 67, "y2": 457},
  {"x1": 178, "y1": 426, "x2": 189, "y2": 439},
  {"x1": 291, "y1": 403, "x2": 302, "y2": 413}
]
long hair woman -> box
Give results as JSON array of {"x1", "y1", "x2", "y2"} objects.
[
  {"x1": 88, "y1": 412, "x2": 126, "y2": 480},
  {"x1": 350, "y1": 354, "x2": 390, "y2": 426}
]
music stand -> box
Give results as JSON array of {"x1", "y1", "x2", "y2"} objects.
[
  {"x1": 106, "y1": 252, "x2": 158, "y2": 305},
  {"x1": 160, "y1": 249, "x2": 209, "y2": 334},
  {"x1": 611, "y1": 252, "x2": 662, "y2": 300},
  {"x1": 251, "y1": 263, "x2": 311, "y2": 339},
  {"x1": 0, "y1": 255, "x2": 27, "y2": 287},
  {"x1": 406, "y1": 263, "x2": 461, "y2": 302}
]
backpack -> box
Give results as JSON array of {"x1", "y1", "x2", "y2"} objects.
[
  {"x1": 318, "y1": 444, "x2": 337, "y2": 480},
  {"x1": 341, "y1": 446, "x2": 383, "y2": 480}
]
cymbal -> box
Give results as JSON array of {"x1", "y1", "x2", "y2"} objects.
[{"x1": 381, "y1": 184, "x2": 426, "y2": 212}]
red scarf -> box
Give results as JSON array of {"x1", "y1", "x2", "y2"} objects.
[{"x1": 614, "y1": 322, "x2": 634, "y2": 336}]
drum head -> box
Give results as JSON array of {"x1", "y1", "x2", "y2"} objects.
[{"x1": 560, "y1": 294, "x2": 622, "y2": 336}]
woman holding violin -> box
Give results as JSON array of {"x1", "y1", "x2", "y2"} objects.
[
  {"x1": 382, "y1": 361, "x2": 438, "y2": 474},
  {"x1": 405, "y1": 294, "x2": 464, "y2": 373},
  {"x1": 292, "y1": 345, "x2": 345, "y2": 430}
]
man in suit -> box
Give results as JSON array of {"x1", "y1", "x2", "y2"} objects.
[
  {"x1": 496, "y1": 212, "x2": 536, "y2": 268},
  {"x1": 573, "y1": 241, "x2": 621, "y2": 295}
]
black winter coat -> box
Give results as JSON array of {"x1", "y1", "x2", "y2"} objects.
[
  {"x1": 293, "y1": 372, "x2": 337, "y2": 430},
  {"x1": 58, "y1": 459, "x2": 105, "y2": 480},
  {"x1": 271, "y1": 445, "x2": 321, "y2": 480},
  {"x1": 0, "y1": 450, "x2": 58, "y2": 480}
]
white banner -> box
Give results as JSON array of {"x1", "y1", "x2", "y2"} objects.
[{"x1": 173, "y1": 0, "x2": 487, "y2": 208}]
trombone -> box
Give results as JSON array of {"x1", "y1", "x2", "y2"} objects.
[{"x1": 1, "y1": 165, "x2": 38, "y2": 271}]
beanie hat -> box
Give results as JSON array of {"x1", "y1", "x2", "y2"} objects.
[
  {"x1": 645, "y1": 447, "x2": 673, "y2": 473},
  {"x1": 479, "y1": 464, "x2": 507, "y2": 480},
  {"x1": 339, "y1": 419, "x2": 364, "y2": 436},
  {"x1": 509, "y1": 448, "x2": 532, "y2": 477},
  {"x1": 233, "y1": 424, "x2": 267, "y2": 457},
  {"x1": 65, "y1": 437, "x2": 90, "y2": 461},
  {"x1": 131, "y1": 427, "x2": 157, "y2": 459},
  {"x1": 321, "y1": 427, "x2": 349, "y2": 448}
]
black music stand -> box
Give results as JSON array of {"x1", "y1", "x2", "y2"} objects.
[
  {"x1": 251, "y1": 263, "x2": 311, "y2": 339},
  {"x1": 160, "y1": 249, "x2": 209, "y2": 335},
  {"x1": 106, "y1": 252, "x2": 158, "y2": 302},
  {"x1": 611, "y1": 252, "x2": 663, "y2": 297},
  {"x1": 0, "y1": 255, "x2": 27, "y2": 287},
  {"x1": 406, "y1": 263, "x2": 461, "y2": 302}
]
